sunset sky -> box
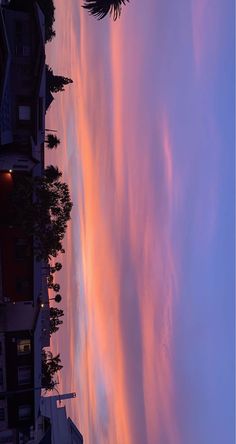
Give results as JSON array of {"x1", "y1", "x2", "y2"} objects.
[{"x1": 46, "y1": 1, "x2": 235, "y2": 443}]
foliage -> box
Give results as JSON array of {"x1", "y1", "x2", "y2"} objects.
[
  {"x1": 37, "y1": 0, "x2": 56, "y2": 42},
  {"x1": 47, "y1": 275, "x2": 60, "y2": 293},
  {"x1": 42, "y1": 350, "x2": 63, "y2": 391},
  {"x1": 45, "y1": 134, "x2": 61, "y2": 149},
  {"x1": 49, "y1": 307, "x2": 64, "y2": 335},
  {"x1": 11, "y1": 168, "x2": 73, "y2": 260},
  {"x1": 46, "y1": 65, "x2": 73, "y2": 93},
  {"x1": 82, "y1": 0, "x2": 128, "y2": 20},
  {"x1": 54, "y1": 294, "x2": 62, "y2": 303},
  {"x1": 50, "y1": 262, "x2": 62, "y2": 273}
]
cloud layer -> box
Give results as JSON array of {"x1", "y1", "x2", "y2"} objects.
[{"x1": 46, "y1": 1, "x2": 234, "y2": 443}]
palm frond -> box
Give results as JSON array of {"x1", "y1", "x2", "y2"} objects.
[{"x1": 82, "y1": 0, "x2": 128, "y2": 20}]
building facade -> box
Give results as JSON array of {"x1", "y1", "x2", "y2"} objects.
[{"x1": 0, "y1": 2, "x2": 50, "y2": 443}]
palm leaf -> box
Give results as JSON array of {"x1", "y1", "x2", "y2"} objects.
[{"x1": 82, "y1": 0, "x2": 128, "y2": 20}]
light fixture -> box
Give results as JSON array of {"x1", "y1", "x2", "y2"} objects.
[
  {"x1": 41, "y1": 303, "x2": 45, "y2": 308},
  {"x1": 9, "y1": 169, "x2": 12, "y2": 173}
]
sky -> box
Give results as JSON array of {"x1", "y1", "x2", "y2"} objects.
[{"x1": 46, "y1": 1, "x2": 235, "y2": 443}]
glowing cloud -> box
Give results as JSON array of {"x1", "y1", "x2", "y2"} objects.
[{"x1": 46, "y1": 0, "x2": 234, "y2": 443}]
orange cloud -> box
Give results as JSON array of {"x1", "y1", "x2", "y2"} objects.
[{"x1": 46, "y1": 2, "x2": 180, "y2": 443}]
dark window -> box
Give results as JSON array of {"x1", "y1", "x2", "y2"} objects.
[
  {"x1": 18, "y1": 105, "x2": 31, "y2": 121},
  {"x1": 18, "y1": 405, "x2": 31, "y2": 421},
  {"x1": 19, "y1": 64, "x2": 32, "y2": 76},
  {"x1": 14, "y1": 134, "x2": 30, "y2": 147},
  {"x1": 13, "y1": 164, "x2": 27, "y2": 170},
  {"x1": 0, "y1": 437, "x2": 13, "y2": 444},
  {"x1": 18, "y1": 366, "x2": 31, "y2": 385},
  {"x1": 0, "y1": 408, "x2": 5, "y2": 421},
  {"x1": 15, "y1": 21, "x2": 31, "y2": 57},
  {"x1": 15, "y1": 278, "x2": 30, "y2": 294},
  {"x1": 17, "y1": 101, "x2": 32, "y2": 128},
  {"x1": 15, "y1": 45, "x2": 31, "y2": 57},
  {"x1": 19, "y1": 430, "x2": 31, "y2": 442},
  {"x1": 0, "y1": 369, "x2": 3, "y2": 385},
  {"x1": 0, "y1": 342, "x2": 2, "y2": 355},
  {"x1": 15, "y1": 239, "x2": 31, "y2": 260},
  {"x1": 15, "y1": 20, "x2": 23, "y2": 35}
]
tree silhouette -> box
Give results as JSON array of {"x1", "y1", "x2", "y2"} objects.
[
  {"x1": 45, "y1": 134, "x2": 61, "y2": 149},
  {"x1": 42, "y1": 350, "x2": 63, "y2": 391},
  {"x1": 48, "y1": 279, "x2": 60, "y2": 293},
  {"x1": 50, "y1": 262, "x2": 62, "y2": 274},
  {"x1": 52, "y1": 294, "x2": 62, "y2": 304},
  {"x1": 50, "y1": 307, "x2": 64, "y2": 335},
  {"x1": 50, "y1": 307, "x2": 64, "y2": 317},
  {"x1": 44, "y1": 165, "x2": 62, "y2": 182},
  {"x1": 37, "y1": 0, "x2": 56, "y2": 42},
  {"x1": 46, "y1": 65, "x2": 73, "y2": 93},
  {"x1": 82, "y1": 0, "x2": 128, "y2": 20},
  {"x1": 11, "y1": 168, "x2": 72, "y2": 260}
]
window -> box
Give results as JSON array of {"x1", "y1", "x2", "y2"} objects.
[
  {"x1": 17, "y1": 339, "x2": 31, "y2": 355},
  {"x1": 0, "y1": 408, "x2": 5, "y2": 421},
  {"x1": 19, "y1": 64, "x2": 32, "y2": 76},
  {"x1": 15, "y1": 239, "x2": 31, "y2": 260},
  {"x1": 13, "y1": 164, "x2": 27, "y2": 170},
  {"x1": 15, "y1": 20, "x2": 23, "y2": 35},
  {"x1": 18, "y1": 366, "x2": 31, "y2": 385},
  {"x1": 0, "y1": 369, "x2": 3, "y2": 385},
  {"x1": 0, "y1": 342, "x2": 2, "y2": 355},
  {"x1": 19, "y1": 430, "x2": 31, "y2": 442},
  {"x1": 15, "y1": 278, "x2": 30, "y2": 294},
  {"x1": 18, "y1": 405, "x2": 31, "y2": 421},
  {"x1": 22, "y1": 46, "x2": 30, "y2": 57},
  {"x1": 15, "y1": 45, "x2": 31, "y2": 57},
  {"x1": 18, "y1": 105, "x2": 31, "y2": 121},
  {"x1": 15, "y1": 42, "x2": 31, "y2": 57},
  {"x1": 0, "y1": 430, "x2": 14, "y2": 443},
  {"x1": 15, "y1": 19, "x2": 31, "y2": 57}
]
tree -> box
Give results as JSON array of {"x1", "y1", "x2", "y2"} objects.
[
  {"x1": 45, "y1": 134, "x2": 61, "y2": 149},
  {"x1": 82, "y1": 0, "x2": 128, "y2": 20},
  {"x1": 48, "y1": 294, "x2": 63, "y2": 304},
  {"x1": 37, "y1": 0, "x2": 56, "y2": 42},
  {"x1": 11, "y1": 168, "x2": 73, "y2": 260},
  {"x1": 46, "y1": 65, "x2": 73, "y2": 93},
  {"x1": 53, "y1": 294, "x2": 62, "y2": 303},
  {"x1": 50, "y1": 307, "x2": 64, "y2": 319},
  {"x1": 50, "y1": 262, "x2": 62, "y2": 273},
  {"x1": 49, "y1": 307, "x2": 64, "y2": 335},
  {"x1": 44, "y1": 165, "x2": 62, "y2": 182},
  {"x1": 42, "y1": 350, "x2": 63, "y2": 391},
  {"x1": 47, "y1": 275, "x2": 60, "y2": 293}
]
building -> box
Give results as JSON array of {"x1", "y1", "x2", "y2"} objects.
[
  {"x1": 0, "y1": 297, "x2": 50, "y2": 443},
  {"x1": 0, "y1": 1, "x2": 50, "y2": 442},
  {"x1": 0, "y1": 0, "x2": 46, "y2": 164},
  {"x1": 40, "y1": 394, "x2": 83, "y2": 444},
  {"x1": 0, "y1": 1, "x2": 83, "y2": 442}
]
